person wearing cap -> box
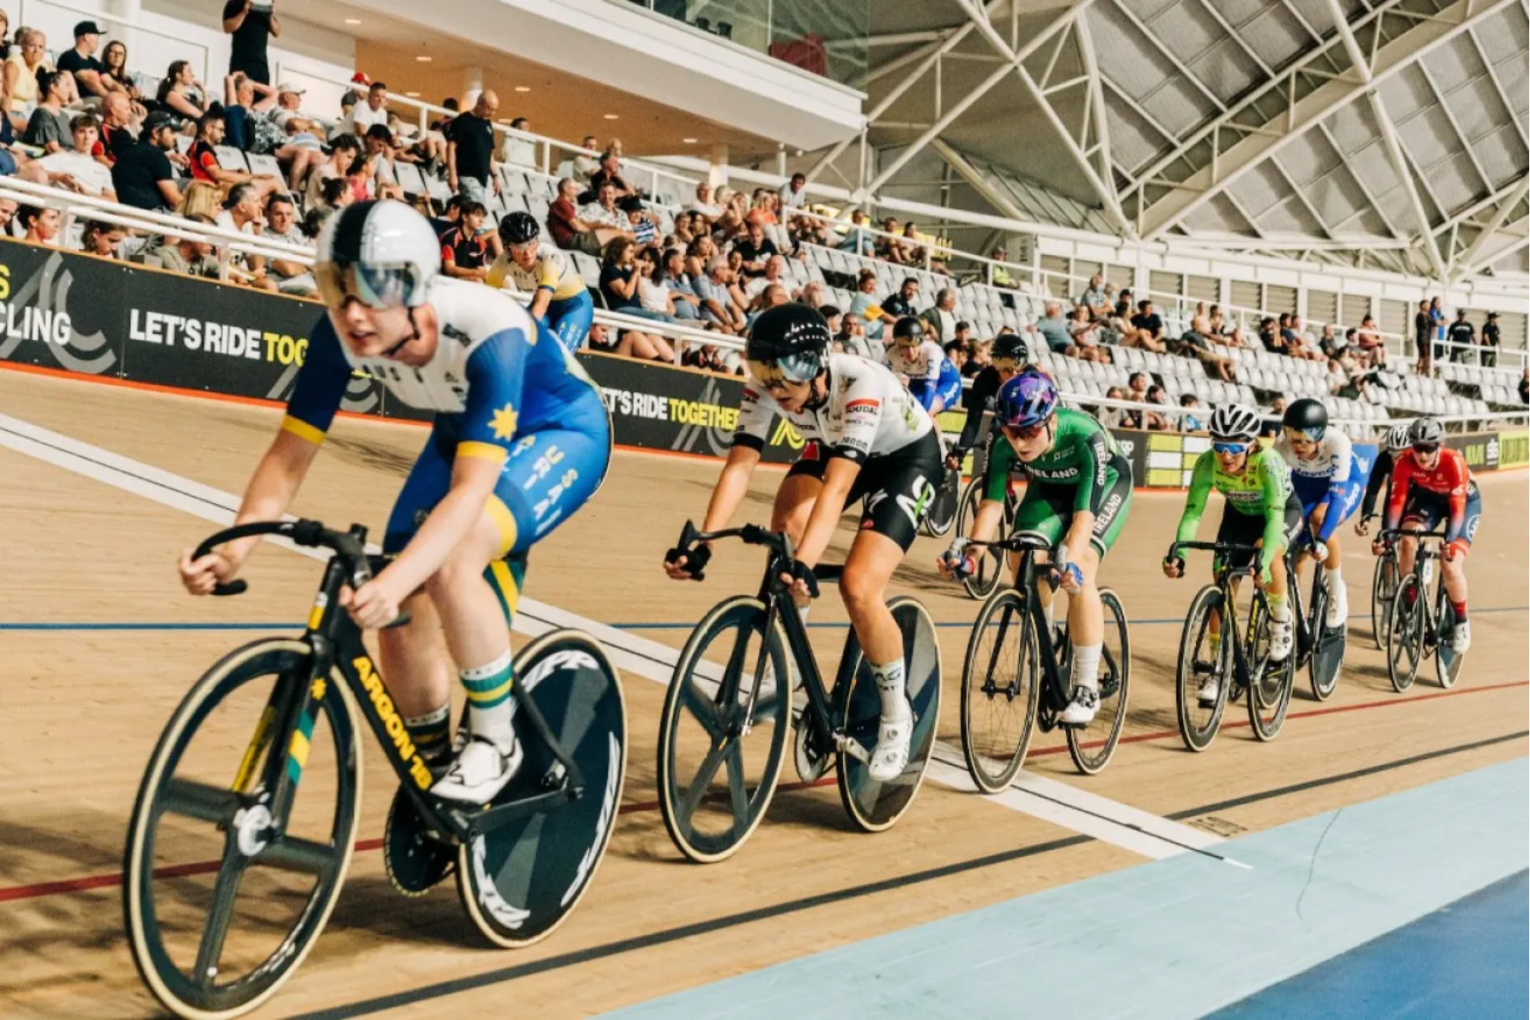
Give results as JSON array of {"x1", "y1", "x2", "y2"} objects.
[
  {"x1": 265, "y1": 82, "x2": 325, "y2": 192},
  {"x1": 1481, "y1": 312, "x2": 1501, "y2": 369},
  {"x1": 57, "y1": 20, "x2": 124, "y2": 104},
  {"x1": 111, "y1": 110, "x2": 184, "y2": 212},
  {"x1": 223, "y1": 1, "x2": 280, "y2": 86}
]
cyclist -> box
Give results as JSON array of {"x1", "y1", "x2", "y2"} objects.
[
  {"x1": 887, "y1": 316, "x2": 963, "y2": 416},
  {"x1": 1356, "y1": 423, "x2": 1411, "y2": 536},
  {"x1": 178, "y1": 199, "x2": 611, "y2": 806},
  {"x1": 487, "y1": 210, "x2": 595, "y2": 355},
  {"x1": 939, "y1": 368, "x2": 1132, "y2": 725},
  {"x1": 662, "y1": 303, "x2": 942, "y2": 781},
  {"x1": 1375, "y1": 417, "x2": 1480, "y2": 652},
  {"x1": 1276, "y1": 398, "x2": 1372, "y2": 628},
  {"x1": 938, "y1": 333, "x2": 1029, "y2": 568},
  {"x1": 1164, "y1": 405, "x2": 1301, "y2": 703}
]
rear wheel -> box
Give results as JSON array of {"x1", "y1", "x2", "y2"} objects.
[
  {"x1": 1433, "y1": 582, "x2": 1465, "y2": 689},
  {"x1": 1387, "y1": 576, "x2": 1424, "y2": 693},
  {"x1": 124, "y1": 639, "x2": 358, "y2": 1020},
  {"x1": 921, "y1": 466, "x2": 961, "y2": 538},
  {"x1": 956, "y1": 478, "x2": 1007, "y2": 601},
  {"x1": 1174, "y1": 585, "x2": 1229, "y2": 753},
  {"x1": 1067, "y1": 589, "x2": 1131, "y2": 775},
  {"x1": 657, "y1": 598, "x2": 791, "y2": 864},
  {"x1": 960, "y1": 589, "x2": 1040, "y2": 791}
]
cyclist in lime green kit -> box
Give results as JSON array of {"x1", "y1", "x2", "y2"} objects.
[
  {"x1": 939, "y1": 368, "x2": 1132, "y2": 725},
  {"x1": 1164, "y1": 404, "x2": 1301, "y2": 703}
]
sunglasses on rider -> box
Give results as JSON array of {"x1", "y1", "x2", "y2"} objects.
[
  {"x1": 991, "y1": 356, "x2": 1021, "y2": 373},
  {"x1": 1002, "y1": 422, "x2": 1048, "y2": 441},
  {"x1": 1283, "y1": 427, "x2": 1320, "y2": 444},
  {"x1": 1213, "y1": 440, "x2": 1252, "y2": 455},
  {"x1": 746, "y1": 359, "x2": 805, "y2": 392},
  {"x1": 1412, "y1": 441, "x2": 1440, "y2": 455},
  {"x1": 315, "y1": 261, "x2": 423, "y2": 311}
]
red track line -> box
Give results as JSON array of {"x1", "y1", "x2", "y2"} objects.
[{"x1": 1, "y1": 681, "x2": 1523, "y2": 906}]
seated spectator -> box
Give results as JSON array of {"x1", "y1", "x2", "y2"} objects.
[
  {"x1": 214, "y1": 181, "x2": 276, "y2": 291},
  {"x1": 0, "y1": 199, "x2": 16, "y2": 235},
  {"x1": 745, "y1": 254, "x2": 789, "y2": 301},
  {"x1": 146, "y1": 215, "x2": 221, "y2": 279},
  {"x1": 579, "y1": 179, "x2": 636, "y2": 236},
  {"x1": 835, "y1": 312, "x2": 877, "y2": 360},
  {"x1": 305, "y1": 133, "x2": 361, "y2": 210},
  {"x1": 695, "y1": 255, "x2": 747, "y2": 334},
  {"x1": 99, "y1": 92, "x2": 140, "y2": 164},
  {"x1": 79, "y1": 219, "x2": 127, "y2": 259},
  {"x1": 580, "y1": 149, "x2": 634, "y2": 204},
  {"x1": 101, "y1": 40, "x2": 146, "y2": 108},
  {"x1": 19, "y1": 205, "x2": 61, "y2": 247},
  {"x1": 440, "y1": 201, "x2": 491, "y2": 281},
  {"x1": 1258, "y1": 316, "x2": 1284, "y2": 354},
  {"x1": 1144, "y1": 384, "x2": 1172, "y2": 431},
  {"x1": 1326, "y1": 357, "x2": 1350, "y2": 396},
  {"x1": 626, "y1": 198, "x2": 660, "y2": 250},
  {"x1": 57, "y1": 21, "x2": 123, "y2": 105},
  {"x1": 689, "y1": 181, "x2": 723, "y2": 223},
  {"x1": 962, "y1": 338, "x2": 994, "y2": 377},
  {"x1": 778, "y1": 171, "x2": 807, "y2": 213},
  {"x1": 572, "y1": 134, "x2": 600, "y2": 181},
  {"x1": 1068, "y1": 304, "x2": 1101, "y2": 353},
  {"x1": 157, "y1": 61, "x2": 211, "y2": 122},
  {"x1": 1261, "y1": 397, "x2": 1288, "y2": 438},
  {"x1": 838, "y1": 209, "x2": 874, "y2": 256},
  {"x1": 633, "y1": 247, "x2": 679, "y2": 322},
  {"x1": 221, "y1": 72, "x2": 276, "y2": 152},
  {"x1": 1354, "y1": 314, "x2": 1386, "y2": 367},
  {"x1": 1098, "y1": 386, "x2": 1135, "y2": 429},
  {"x1": 820, "y1": 304, "x2": 843, "y2": 336},
  {"x1": 260, "y1": 193, "x2": 316, "y2": 296},
  {"x1": 745, "y1": 188, "x2": 778, "y2": 228},
  {"x1": 541, "y1": 177, "x2": 605, "y2": 255},
  {"x1": 846, "y1": 270, "x2": 886, "y2": 341},
  {"x1": 900, "y1": 221, "x2": 926, "y2": 264},
  {"x1": 111, "y1": 110, "x2": 183, "y2": 211},
  {"x1": 189, "y1": 111, "x2": 275, "y2": 194},
  {"x1": 990, "y1": 247, "x2": 1014, "y2": 288},
  {"x1": 1034, "y1": 300, "x2": 1072, "y2": 354},
  {"x1": 361, "y1": 123, "x2": 404, "y2": 200},
  {"x1": 732, "y1": 221, "x2": 778, "y2": 277},
  {"x1": 682, "y1": 234, "x2": 717, "y2": 279},
  {"x1": 263, "y1": 83, "x2": 326, "y2": 192},
  {"x1": 660, "y1": 248, "x2": 703, "y2": 322},
  {"x1": 598, "y1": 239, "x2": 674, "y2": 360},
  {"x1": 1077, "y1": 273, "x2": 1108, "y2": 313},
  {"x1": 877, "y1": 216, "x2": 907, "y2": 263},
  {"x1": 36, "y1": 113, "x2": 116, "y2": 198},
  {"x1": 1128, "y1": 299, "x2": 1168, "y2": 353},
  {"x1": 881, "y1": 276, "x2": 921, "y2": 319},
  {"x1": 1175, "y1": 302, "x2": 1236, "y2": 382},
  {"x1": 340, "y1": 80, "x2": 389, "y2": 138},
  {"x1": 23, "y1": 71, "x2": 75, "y2": 153},
  {"x1": 1179, "y1": 394, "x2": 1206, "y2": 432},
  {"x1": 3, "y1": 28, "x2": 50, "y2": 134},
  {"x1": 920, "y1": 287, "x2": 959, "y2": 345}
]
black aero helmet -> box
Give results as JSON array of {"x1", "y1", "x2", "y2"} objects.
[
  {"x1": 745, "y1": 303, "x2": 832, "y2": 385},
  {"x1": 498, "y1": 210, "x2": 539, "y2": 247},
  {"x1": 892, "y1": 315, "x2": 925, "y2": 345},
  {"x1": 1282, "y1": 397, "x2": 1328, "y2": 440},
  {"x1": 991, "y1": 333, "x2": 1027, "y2": 363}
]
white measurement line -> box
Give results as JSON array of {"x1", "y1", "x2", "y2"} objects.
[{"x1": 0, "y1": 410, "x2": 1232, "y2": 865}]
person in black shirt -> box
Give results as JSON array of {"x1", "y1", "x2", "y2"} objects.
[
  {"x1": 439, "y1": 201, "x2": 490, "y2": 281},
  {"x1": 881, "y1": 276, "x2": 920, "y2": 319},
  {"x1": 1480, "y1": 312, "x2": 1501, "y2": 369},
  {"x1": 1130, "y1": 299, "x2": 1164, "y2": 345},
  {"x1": 111, "y1": 111, "x2": 182, "y2": 211},
  {"x1": 952, "y1": 333, "x2": 1028, "y2": 462},
  {"x1": 1413, "y1": 298, "x2": 1432, "y2": 374},
  {"x1": 223, "y1": 2, "x2": 280, "y2": 85},
  {"x1": 1446, "y1": 309, "x2": 1474, "y2": 364},
  {"x1": 56, "y1": 21, "x2": 119, "y2": 102},
  {"x1": 447, "y1": 91, "x2": 499, "y2": 203},
  {"x1": 578, "y1": 151, "x2": 634, "y2": 204},
  {"x1": 730, "y1": 222, "x2": 777, "y2": 277}
]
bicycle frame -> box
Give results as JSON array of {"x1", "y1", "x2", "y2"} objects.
[
  {"x1": 1382, "y1": 527, "x2": 1451, "y2": 640},
  {"x1": 1171, "y1": 540, "x2": 1266, "y2": 694},
  {"x1": 197, "y1": 520, "x2": 587, "y2": 847},
  {"x1": 968, "y1": 535, "x2": 1073, "y2": 718}
]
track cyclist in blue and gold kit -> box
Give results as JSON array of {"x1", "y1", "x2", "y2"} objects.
[{"x1": 177, "y1": 199, "x2": 611, "y2": 808}]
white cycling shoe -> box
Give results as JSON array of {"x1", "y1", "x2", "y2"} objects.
[
  {"x1": 1450, "y1": 620, "x2": 1472, "y2": 653},
  {"x1": 1324, "y1": 580, "x2": 1349, "y2": 629},
  {"x1": 1059, "y1": 686, "x2": 1100, "y2": 726},
  {"x1": 868, "y1": 714, "x2": 912, "y2": 782},
  {"x1": 1196, "y1": 676, "x2": 1220, "y2": 707},
  {"x1": 431, "y1": 735, "x2": 523, "y2": 804},
  {"x1": 1269, "y1": 619, "x2": 1294, "y2": 662}
]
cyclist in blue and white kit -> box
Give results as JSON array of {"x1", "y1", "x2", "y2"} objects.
[
  {"x1": 1276, "y1": 398, "x2": 1373, "y2": 627},
  {"x1": 178, "y1": 200, "x2": 611, "y2": 809},
  {"x1": 888, "y1": 316, "x2": 962, "y2": 415}
]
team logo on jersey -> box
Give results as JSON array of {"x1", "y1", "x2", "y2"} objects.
[
  {"x1": 896, "y1": 476, "x2": 936, "y2": 528},
  {"x1": 490, "y1": 403, "x2": 519, "y2": 440},
  {"x1": 770, "y1": 419, "x2": 806, "y2": 450}
]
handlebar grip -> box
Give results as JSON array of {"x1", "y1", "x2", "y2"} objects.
[
  {"x1": 383, "y1": 610, "x2": 412, "y2": 629},
  {"x1": 211, "y1": 580, "x2": 248, "y2": 597},
  {"x1": 678, "y1": 519, "x2": 699, "y2": 550}
]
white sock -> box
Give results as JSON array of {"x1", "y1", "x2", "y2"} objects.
[
  {"x1": 1071, "y1": 643, "x2": 1102, "y2": 693},
  {"x1": 461, "y1": 650, "x2": 516, "y2": 751},
  {"x1": 1324, "y1": 566, "x2": 1343, "y2": 592},
  {"x1": 797, "y1": 603, "x2": 811, "y2": 627},
  {"x1": 870, "y1": 659, "x2": 910, "y2": 723}
]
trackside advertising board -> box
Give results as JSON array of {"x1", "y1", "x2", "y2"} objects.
[{"x1": 0, "y1": 240, "x2": 1519, "y2": 478}]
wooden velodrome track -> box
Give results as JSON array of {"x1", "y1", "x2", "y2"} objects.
[{"x1": 0, "y1": 363, "x2": 1525, "y2": 1019}]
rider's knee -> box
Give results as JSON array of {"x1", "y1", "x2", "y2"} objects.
[
  {"x1": 838, "y1": 569, "x2": 884, "y2": 621},
  {"x1": 424, "y1": 553, "x2": 483, "y2": 607}
]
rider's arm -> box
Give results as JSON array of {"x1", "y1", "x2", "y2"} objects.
[
  {"x1": 378, "y1": 326, "x2": 530, "y2": 596},
  {"x1": 702, "y1": 384, "x2": 775, "y2": 530},
  {"x1": 1383, "y1": 454, "x2": 1415, "y2": 532},
  {"x1": 1256, "y1": 453, "x2": 1288, "y2": 576},
  {"x1": 794, "y1": 456, "x2": 860, "y2": 569},
  {"x1": 1174, "y1": 452, "x2": 1214, "y2": 546},
  {"x1": 1072, "y1": 425, "x2": 1108, "y2": 516},
  {"x1": 1315, "y1": 432, "x2": 1352, "y2": 543},
  {"x1": 1442, "y1": 453, "x2": 1469, "y2": 544},
  {"x1": 1361, "y1": 449, "x2": 1392, "y2": 519},
  {"x1": 955, "y1": 369, "x2": 996, "y2": 451}
]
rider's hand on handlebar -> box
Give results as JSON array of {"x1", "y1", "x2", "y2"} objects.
[
  {"x1": 179, "y1": 547, "x2": 238, "y2": 596},
  {"x1": 1445, "y1": 539, "x2": 1469, "y2": 563},
  {"x1": 1309, "y1": 541, "x2": 1329, "y2": 563},
  {"x1": 780, "y1": 559, "x2": 820, "y2": 601},
  {"x1": 1354, "y1": 516, "x2": 1371, "y2": 537},
  {"x1": 1371, "y1": 538, "x2": 1389, "y2": 557},
  {"x1": 341, "y1": 577, "x2": 405, "y2": 631},
  {"x1": 944, "y1": 452, "x2": 963, "y2": 471},
  {"x1": 663, "y1": 542, "x2": 711, "y2": 581},
  {"x1": 1162, "y1": 556, "x2": 1183, "y2": 580}
]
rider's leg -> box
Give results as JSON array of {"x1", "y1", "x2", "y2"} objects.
[
  {"x1": 1264, "y1": 547, "x2": 1294, "y2": 660},
  {"x1": 841, "y1": 530, "x2": 910, "y2": 780},
  {"x1": 378, "y1": 594, "x2": 454, "y2": 766},
  {"x1": 1060, "y1": 544, "x2": 1104, "y2": 723}
]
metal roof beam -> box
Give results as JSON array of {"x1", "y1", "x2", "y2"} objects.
[
  {"x1": 1453, "y1": 176, "x2": 1530, "y2": 276},
  {"x1": 1369, "y1": 90, "x2": 1451, "y2": 281},
  {"x1": 1464, "y1": 24, "x2": 1529, "y2": 148},
  {"x1": 1414, "y1": 59, "x2": 1495, "y2": 192}
]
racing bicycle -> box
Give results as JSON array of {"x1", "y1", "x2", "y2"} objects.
[
  {"x1": 1288, "y1": 533, "x2": 1345, "y2": 702},
  {"x1": 1381, "y1": 528, "x2": 1465, "y2": 692},
  {"x1": 124, "y1": 519, "x2": 627, "y2": 1020}
]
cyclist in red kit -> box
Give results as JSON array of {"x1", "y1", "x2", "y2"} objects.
[{"x1": 1376, "y1": 418, "x2": 1481, "y2": 652}]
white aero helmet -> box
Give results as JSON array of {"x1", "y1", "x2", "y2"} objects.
[
  {"x1": 1209, "y1": 403, "x2": 1262, "y2": 442},
  {"x1": 315, "y1": 199, "x2": 440, "y2": 309},
  {"x1": 1385, "y1": 423, "x2": 1410, "y2": 452}
]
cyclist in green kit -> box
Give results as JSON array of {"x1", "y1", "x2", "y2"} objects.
[
  {"x1": 939, "y1": 368, "x2": 1132, "y2": 725},
  {"x1": 1164, "y1": 405, "x2": 1302, "y2": 704}
]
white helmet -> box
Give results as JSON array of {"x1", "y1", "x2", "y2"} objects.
[
  {"x1": 1209, "y1": 404, "x2": 1261, "y2": 442},
  {"x1": 1384, "y1": 423, "x2": 1410, "y2": 452},
  {"x1": 315, "y1": 199, "x2": 440, "y2": 309}
]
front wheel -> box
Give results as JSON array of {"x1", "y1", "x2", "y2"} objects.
[
  {"x1": 1067, "y1": 589, "x2": 1131, "y2": 775},
  {"x1": 1174, "y1": 585, "x2": 1230, "y2": 753},
  {"x1": 960, "y1": 589, "x2": 1040, "y2": 791},
  {"x1": 1246, "y1": 594, "x2": 1294, "y2": 741},
  {"x1": 1387, "y1": 576, "x2": 1424, "y2": 693},
  {"x1": 124, "y1": 638, "x2": 359, "y2": 1020},
  {"x1": 1308, "y1": 567, "x2": 1343, "y2": 702},
  {"x1": 1371, "y1": 552, "x2": 1399, "y2": 650}
]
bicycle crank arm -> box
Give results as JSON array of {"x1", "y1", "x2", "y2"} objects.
[{"x1": 834, "y1": 733, "x2": 871, "y2": 764}]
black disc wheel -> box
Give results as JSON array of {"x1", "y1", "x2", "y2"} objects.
[
  {"x1": 955, "y1": 478, "x2": 1007, "y2": 601},
  {"x1": 960, "y1": 589, "x2": 1040, "y2": 791},
  {"x1": 1433, "y1": 584, "x2": 1465, "y2": 689},
  {"x1": 1371, "y1": 552, "x2": 1399, "y2": 651},
  {"x1": 835, "y1": 597, "x2": 942, "y2": 831},
  {"x1": 1067, "y1": 589, "x2": 1132, "y2": 775},
  {"x1": 921, "y1": 467, "x2": 961, "y2": 538},
  {"x1": 1174, "y1": 586, "x2": 1230, "y2": 753},
  {"x1": 124, "y1": 638, "x2": 359, "y2": 1020},
  {"x1": 457, "y1": 630, "x2": 627, "y2": 946},
  {"x1": 1387, "y1": 577, "x2": 1425, "y2": 693},
  {"x1": 1308, "y1": 568, "x2": 1345, "y2": 703},
  {"x1": 657, "y1": 598, "x2": 792, "y2": 863}
]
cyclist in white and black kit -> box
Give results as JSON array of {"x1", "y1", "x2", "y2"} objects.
[{"x1": 664, "y1": 303, "x2": 943, "y2": 781}]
